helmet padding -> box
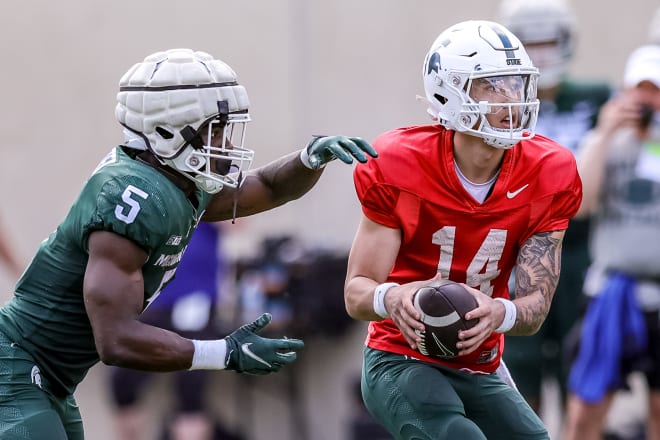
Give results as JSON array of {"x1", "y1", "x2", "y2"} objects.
[{"x1": 115, "y1": 49, "x2": 253, "y2": 193}]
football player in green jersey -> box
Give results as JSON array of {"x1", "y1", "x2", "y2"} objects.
[{"x1": 0, "y1": 48, "x2": 377, "y2": 439}]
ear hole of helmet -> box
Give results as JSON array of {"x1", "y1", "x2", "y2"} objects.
[
  {"x1": 434, "y1": 94, "x2": 448, "y2": 105},
  {"x1": 156, "y1": 127, "x2": 174, "y2": 140}
]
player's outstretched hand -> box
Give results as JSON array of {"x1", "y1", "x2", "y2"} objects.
[
  {"x1": 301, "y1": 135, "x2": 378, "y2": 170},
  {"x1": 224, "y1": 313, "x2": 304, "y2": 375}
]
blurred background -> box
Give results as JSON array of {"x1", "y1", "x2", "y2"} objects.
[{"x1": 0, "y1": 0, "x2": 658, "y2": 439}]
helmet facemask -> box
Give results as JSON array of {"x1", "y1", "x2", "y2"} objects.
[
  {"x1": 166, "y1": 101, "x2": 254, "y2": 194},
  {"x1": 459, "y1": 74, "x2": 539, "y2": 148}
]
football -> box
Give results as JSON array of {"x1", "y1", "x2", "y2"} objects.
[{"x1": 413, "y1": 280, "x2": 478, "y2": 358}]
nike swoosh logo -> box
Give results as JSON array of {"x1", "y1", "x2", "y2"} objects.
[
  {"x1": 241, "y1": 343, "x2": 272, "y2": 368},
  {"x1": 506, "y1": 184, "x2": 529, "y2": 199},
  {"x1": 431, "y1": 332, "x2": 455, "y2": 358}
]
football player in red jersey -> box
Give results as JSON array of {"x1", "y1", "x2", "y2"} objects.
[{"x1": 344, "y1": 20, "x2": 582, "y2": 440}]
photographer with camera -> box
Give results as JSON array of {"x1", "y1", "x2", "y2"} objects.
[{"x1": 563, "y1": 44, "x2": 660, "y2": 440}]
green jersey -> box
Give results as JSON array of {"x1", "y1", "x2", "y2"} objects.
[{"x1": 0, "y1": 146, "x2": 212, "y2": 396}]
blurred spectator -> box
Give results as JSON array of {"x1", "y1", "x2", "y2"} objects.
[
  {"x1": 230, "y1": 235, "x2": 357, "y2": 440},
  {"x1": 109, "y1": 222, "x2": 243, "y2": 440},
  {"x1": 497, "y1": 0, "x2": 611, "y2": 414},
  {"x1": 233, "y1": 235, "x2": 354, "y2": 339},
  {"x1": 563, "y1": 44, "x2": 660, "y2": 440},
  {"x1": 0, "y1": 217, "x2": 22, "y2": 279},
  {"x1": 233, "y1": 236, "x2": 302, "y2": 333}
]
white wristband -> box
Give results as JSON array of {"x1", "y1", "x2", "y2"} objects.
[
  {"x1": 299, "y1": 147, "x2": 314, "y2": 169},
  {"x1": 494, "y1": 298, "x2": 517, "y2": 333},
  {"x1": 189, "y1": 339, "x2": 228, "y2": 370},
  {"x1": 373, "y1": 282, "x2": 399, "y2": 319}
]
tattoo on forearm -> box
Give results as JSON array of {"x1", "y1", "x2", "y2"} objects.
[{"x1": 513, "y1": 231, "x2": 563, "y2": 334}]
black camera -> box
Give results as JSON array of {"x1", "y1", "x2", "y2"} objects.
[{"x1": 639, "y1": 104, "x2": 654, "y2": 129}]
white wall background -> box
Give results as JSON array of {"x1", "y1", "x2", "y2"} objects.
[{"x1": 0, "y1": 1, "x2": 658, "y2": 439}]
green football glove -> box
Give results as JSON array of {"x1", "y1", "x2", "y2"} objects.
[
  {"x1": 301, "y1": 135, "x2": 378, "y2": 170},
  {"x1": 224, "y1": 313, "x2": 304, "y2": 375}
]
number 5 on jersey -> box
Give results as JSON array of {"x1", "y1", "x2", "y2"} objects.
[{"x1": 115, "y1": 185, "x2": 149, "y2": 224}]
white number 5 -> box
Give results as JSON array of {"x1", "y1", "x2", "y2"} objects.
[{"x1": 115, "y1": 185, "x2": 149, "y2": 224}]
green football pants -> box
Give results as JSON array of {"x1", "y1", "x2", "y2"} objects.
[
  {"x1": 361, "y1": 347, "x2": 548, "y2": 440},
  {"x1": 0, "y1": 331, "x2": 84, "y2": 440}
]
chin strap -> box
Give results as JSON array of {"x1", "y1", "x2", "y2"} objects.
[
  {"x1": 231, "y1": 171, "x2": 243, "y2": 224},
  {"x1": 180, "y1": 126, "x2": 204, "y2": 149}
]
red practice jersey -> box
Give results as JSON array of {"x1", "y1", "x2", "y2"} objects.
[{"x1": 353, "y1": 124, "x2": 582, "y2": 374}]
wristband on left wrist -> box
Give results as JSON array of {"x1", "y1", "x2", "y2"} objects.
[
  {"x1": 493, "y1": 298, "x2": 517, "y2": 333},
  {"x1": 373, "y1": 282, "x2": 400, "y2": 319},
  {"x1": 189, "y1": 339, "x2": 228, "y2": 370}
]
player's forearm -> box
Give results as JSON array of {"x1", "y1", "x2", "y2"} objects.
[
  {"x1": 344, "y1": 276, "x2": 384, "y2": 321},
  {"x1": 255, "y1": 150, "x2": 324, "y2": 206},
  {"x1": 508, "y1": 231, "x2": 563, "y2": 336},
  {"x1": 344, "y1": 218, "x2": 402, "y2": 321},
  {"x1": 96, "y1": 321, "x2": 196, "y2": 371},
  {"x1": 202, "y1": 150, "x2": 324, "y2": 221},
  {"x1": 509, "y1": 293, "x2": 551, "y2": 336}
]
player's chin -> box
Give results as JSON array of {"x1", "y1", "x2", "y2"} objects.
[
  {"x1": 491, "y1": 122, "x2": 513, "y2": 130},
  {"x1": 213, "y1": 159, "x2": 233, "y2": 175}
]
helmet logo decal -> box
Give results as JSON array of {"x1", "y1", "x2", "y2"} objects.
[
  {"x1": 427, "y1": 52, "x2": 441, "y2": 74},
  {"x1": 494, "y1": 26, "x2": 521, "y2": 65},
  {"x1": 487, "y1": 24, "x2": 520, "y2": 61}
]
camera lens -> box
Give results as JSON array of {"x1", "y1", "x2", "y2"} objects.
[{"x1": 640, "y1": 104, "x2": 654, "y2": 129}]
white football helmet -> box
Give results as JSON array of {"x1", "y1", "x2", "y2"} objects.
[
  {"x1": 497, "y1": 0, "x2": 576, "y2": 89},
  {"x1": 116, "y1": 48, "x2": 253, "y2": 194},
  {"x1": 423, "y1": 20, "x2": 540, "y2": 149}
]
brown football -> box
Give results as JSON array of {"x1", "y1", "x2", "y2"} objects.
[{"x1": 413, "y1": 280, "x2": 478, "y2": 358}]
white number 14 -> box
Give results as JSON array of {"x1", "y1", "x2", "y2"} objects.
[{"x1": 432, "y1": 226, "x2": 506, "y2": 296}]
